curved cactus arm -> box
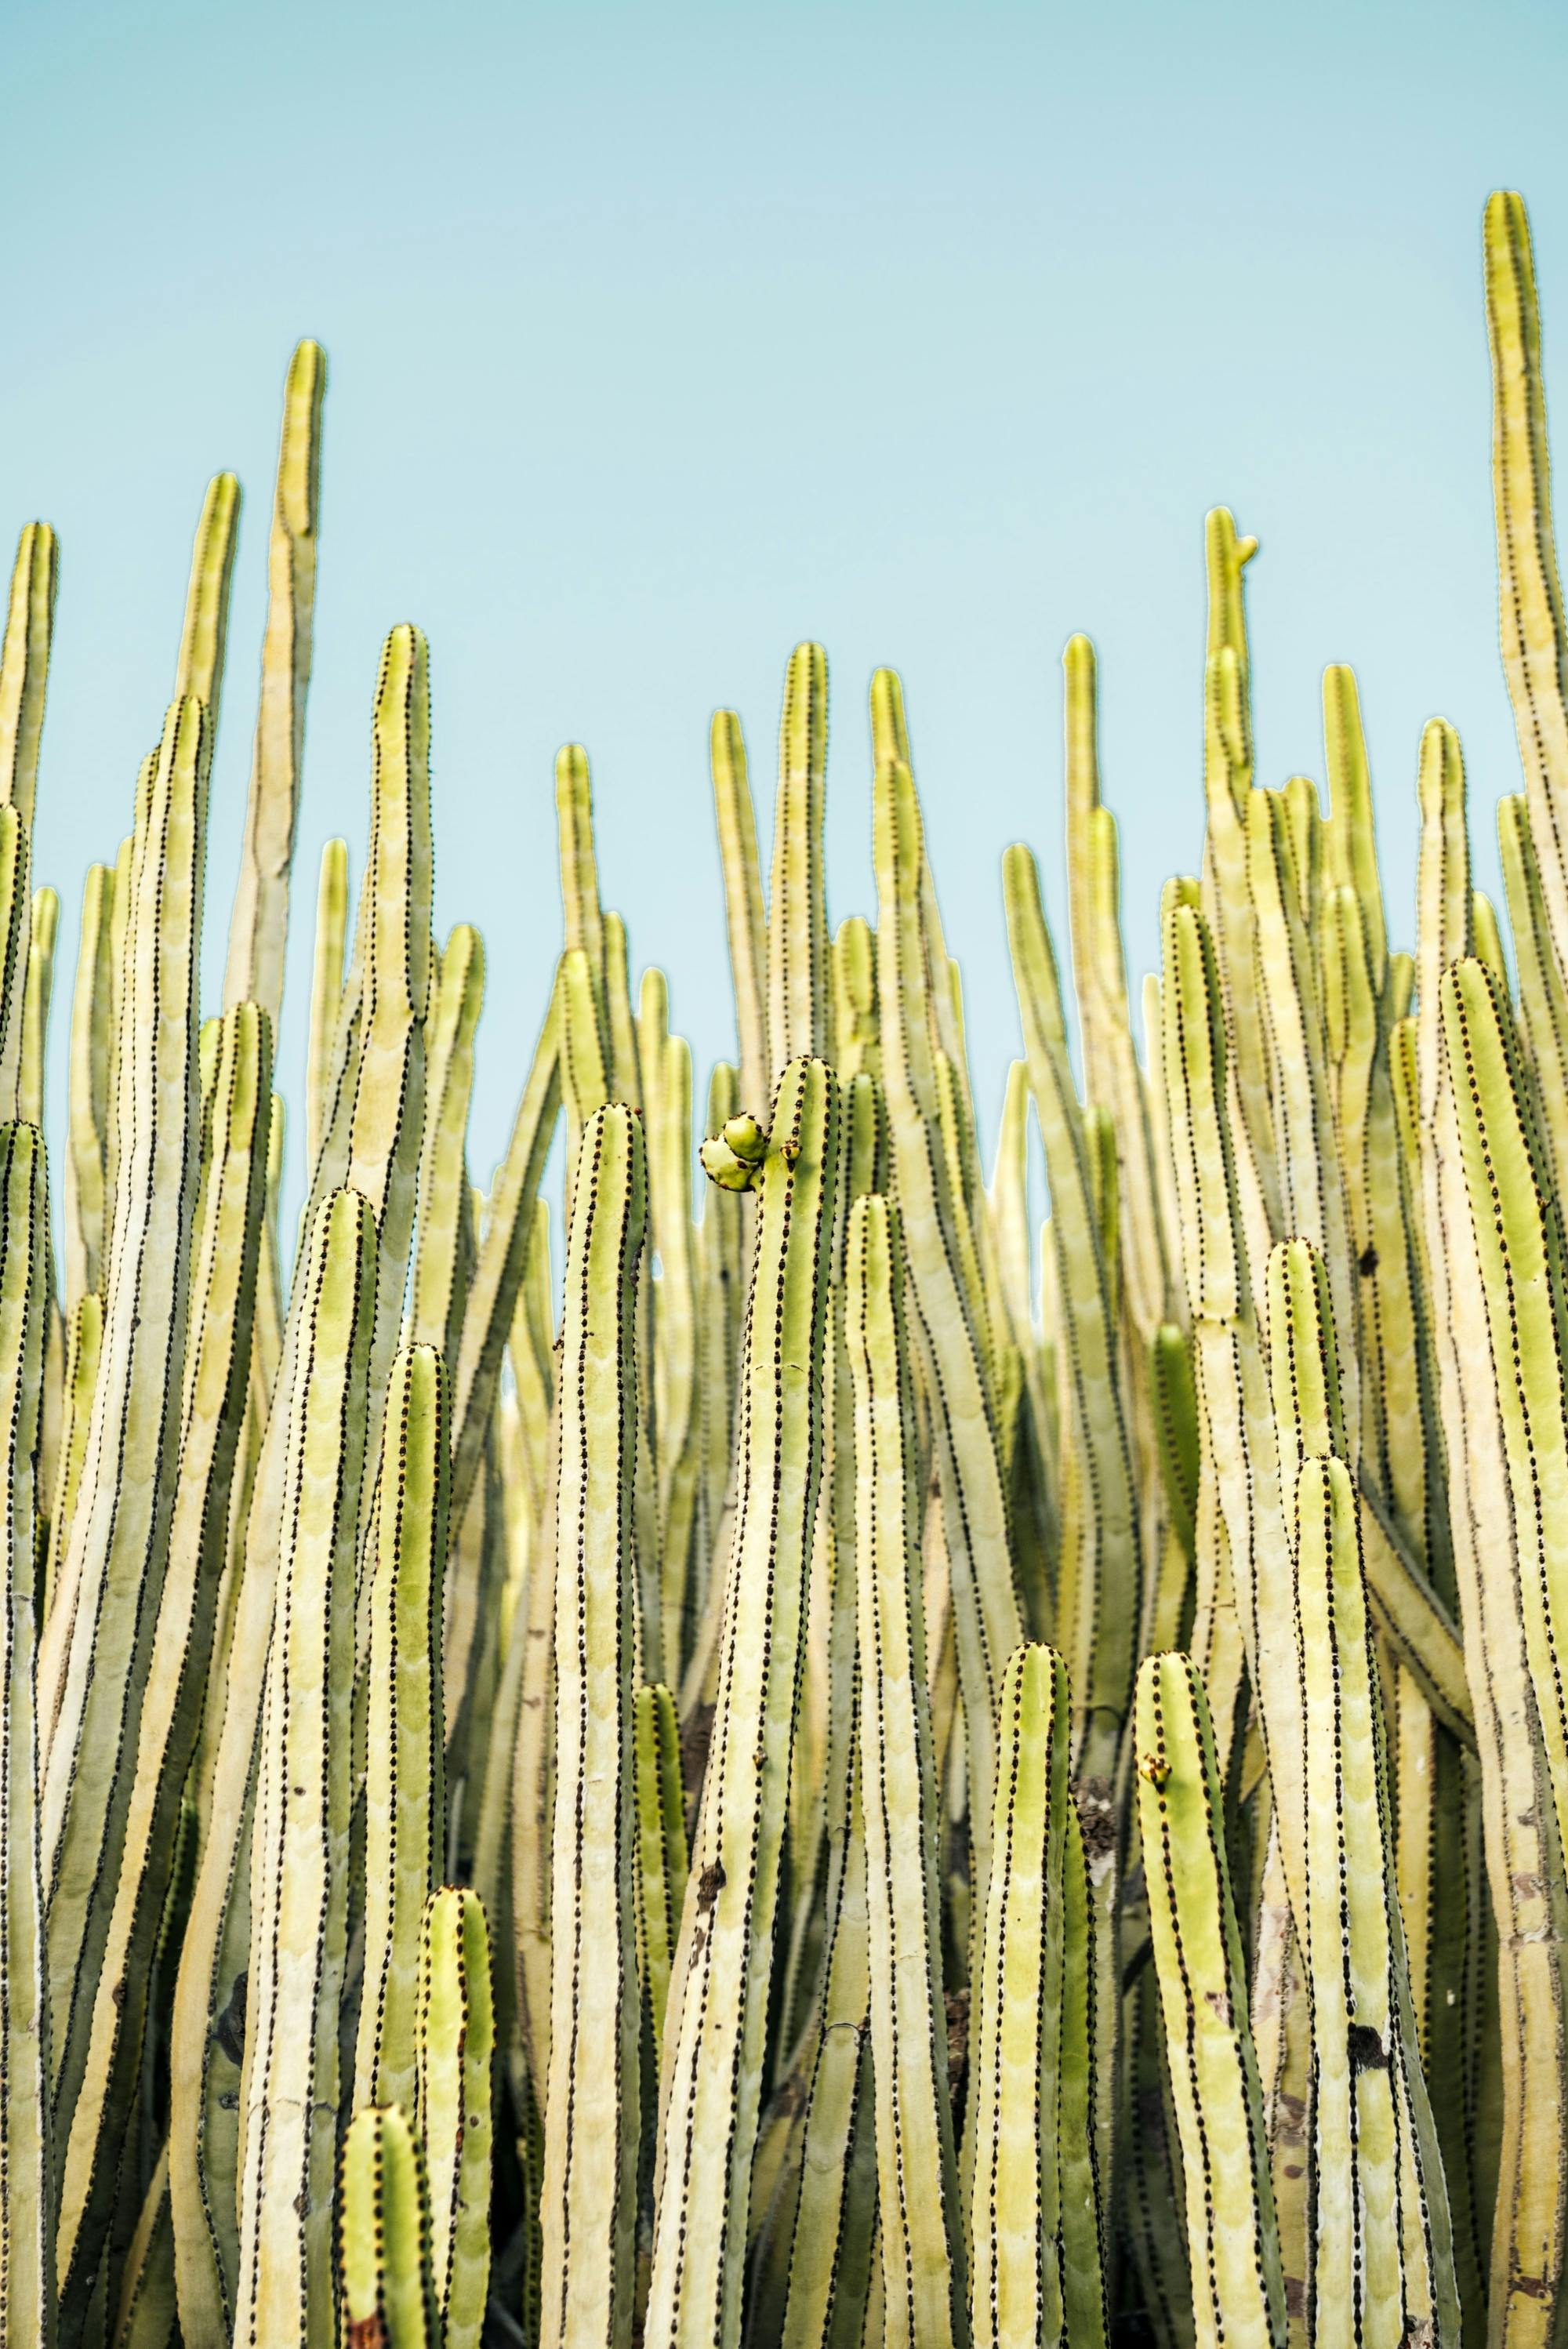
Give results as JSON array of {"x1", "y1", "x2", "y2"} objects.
[
  {"x1": 850, "y1": 1193, "x2": 966, "y2": 2348},
  {"x1": 222, "y1": 339, "x2": 325, "y2": 1028},
  {"x1": 62, "y1": 860, "x2": 114, "y2": 1313},
  {"x1": 0, "y1": 521, "x2": 57, "y2": 832},
  {"x1": 634, "y1": 1683, "x2": 689, "y2": 2068},
  {"x1": 410, "y1": 925, "x2": 484, "y2": 1365},
  {"x1": 1006, "y1": 842, "x2": 1140, "y2": 1782},
  {"x1": 1321, "y1": 663, "x2": 1388, "y2": 993},
  {"x1": 173, "y1": 473, "x2": 241, "y2": 743},
  {"x1": 235, "y1": 1186, "x2": 377, "y2": 2349},
  {"x1": 1135, "y1": 1650, "x2": 1284, "y2": 2349},
  {"x1": 0, "y1": 1127, "x2": 52, "y2": 2346},
  {"x1": 876, "y1": 757, "x2": 1018, "y2": 1891},
  {"x1": 1484, "y1": 191, "x2": 1568, "y2": 983},
  {"x1": 38, "y1": 693, "x2": 208, "y2": 2133},
  {"x1": 767, "y1": 643, "x2": 829, "y2": 1076},
  {"x1": 53, "y1": 1007, "x2": 271, "y2": 2322},
  {"x1": 339, "y1": 2104, "x2": 437, "y2": 2349},
  {"x1": 355, "y1": 1345, "x2": 448, "y2": 2113},
  {"x1": 646, "y1": 1058, "x2": 838, "y2": 2349},
  {"x1": 1291, "y1": 1454, "x2": 1460, "y2": 2349},
  {"x1": 968, "y1": 1643, "x2": 1070, "y2": 2349},
  {"x1": 711, "y1": 710, "x2": 770, "y2": 1121},
  {"x1": 303, "y1": 837, "x2": 348, "y2": 1178},
  {"x1": 540, "y1": 1101, "x2": 646, "y2": 2349},
  {"x1": 418, "y1": 1885, "x2": 494, "y2": 2349},
  {"x1": 1442, "y1": 954, "x2": 1568, "y2": 1854}
]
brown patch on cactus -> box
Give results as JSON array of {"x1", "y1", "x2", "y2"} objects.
[
  {"x1": 1512, "y1": 2271, "x2": 1552, "y2": 2301},
  {"x1": 348, "y1": 2320, "x2": 388, "y2": 2348},
  {"x1": 1359, "y1": 1243, "x2": 1379, "y2": 1276},
  {"x1": 1203, "y1": 1988, "x2": 1232, "y2": 2025},
  {"x1": 1348, "y1": 2021, "x2": 1388, "y2": 2072},
  {"x1": 1073, "y1": 1777, "x2": 1116, "y2": 1858},
  {"x1": 1275, "y1": 2089, "x2": 1307, "y2": 2141},
  {"x1": 681, "y1": 1703, "x2": 714, "y2": 1814},
  {"x1": 946, "y1": 1988, "x2": 970, "y2": 2139},
  {"x1": 1284, "y1": 2278, "x2": 1306, "y2": 2318},
  {"x1": 695, "y1": 1859, "x2": 726, "y2": 1915}
]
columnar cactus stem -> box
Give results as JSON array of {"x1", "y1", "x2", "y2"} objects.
[
  {"x1": 0, "y1": 523, "x2": 57, "y2": 832},
  {"x1": 18, "y1": 887, "x2": 55, "y2": 1137},
  {"x1": 355, "y1": 1346, "x2": 448, "y2": 2114},
  {"x1": 418, "y1": 1885, "x2": 493, "y2": 2349},
  {"x1": 0, "y1": 1125, "x2": 52, "y2": 2347},
  {"x1": 1134, "y1": 1650, "x2": 1284, "y2": 2349},
  {"x1": 768, "y1": 644, "x2": 829, "y2": 1076},
  {"x1": 710, "y1": 710, "x2": 769, "y2": 1123},
  {"x1": 173, "y1": 474, "x2": 240, "y2": 738},
  {"x1": 235, "y1": 1186, "x2": 376, "y2": 2349},
  {"x1": 634, "y1": 1684, "x2": 688, "y2": 2068},
  {"x1": 62, "y1": 860, "x2": 113, "y2": 1312},
  {"x1": 849, "y1": 1193, "x2": 965, "y2": 2349},
  {"x1": 411, "y1": 926, "x2": 484, "y2": 1365},
  {"x1": 1322, "y1": 664, "x2": 1388, "y2": 993},
  {"x1": 304, "y1": 837, "x2": 348, "y2": 1178},
  {"x1": 222, "y1": 339, "x2": 325, "y2": 1029},
  {"x1": 339, "y1": 2104, "x2": 437, "y2": 2348},
  {"x1": 647, "y1": 1057, "x2": 838, "y2": 2349}
]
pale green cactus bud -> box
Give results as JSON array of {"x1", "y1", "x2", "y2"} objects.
[
  {"x1": 0, "y1": 521, "x2": 58, "y2": 832},
  {"x1": 418, "y1": 1886, "x2": 494, "y2": 2349},
  {"x1": 356, "y1": 1345, "x2": 449, "y2": 2115},
  {"x1": 339, "y1": 2104, "x2": 437, "y2": 2349},
  {"x1": 223, "y1": 339, "x2": 325, "y2": 1029},
  {"x1": 647, "y1": 1057, "x2": 838, "y2": 2349},
  {"x1": 1134, "y1": 1650, "x2": 1285, "y2": 2349}
]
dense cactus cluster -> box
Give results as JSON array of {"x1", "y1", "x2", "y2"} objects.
[{"x1": 2, "y1": 187, "x2": 1568, "y2": 2348}]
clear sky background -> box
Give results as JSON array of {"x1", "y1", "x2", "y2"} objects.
[{"x1": 5, "y1": 0, "x2": 1568, "y2": 1229}]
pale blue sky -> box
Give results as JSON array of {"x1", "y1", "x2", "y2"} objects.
[{"x1": 5, "y1": 0, "x2": 1568, "y2": 1215}]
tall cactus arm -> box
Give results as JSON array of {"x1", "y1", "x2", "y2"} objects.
[
  {"x1": 235, "y1": 1187, "x2": 377, "y2": 2349},
  {"x1": 1321, "y1": 664, "x2": 1388, "y2": 995},
  {"x1": 647, "y1": 1058, "x2": 838, "y2": 2349},
  {"x1": 355, "y1": 1346, "x2": 448, "y2": 2113},
  {"x1": 0, "y1": 522, "x2": 57, "y2": 831},
  {"x1": 1498, "y1": 791, "x2": 1568, "y2": 1186},
  {"x1": 1135, "y1": 1650, "x2": 1285, "y2": 2349},
  {"x1": 410, "y1": 926, "x2": 484, "y2": 1366},
  {"x1": 62, "y1": 859, "x2": 114, "y2": 1312},
  {"x1": 540, "y1": 1102, "x2": 646, "y2": 2349},
  {"x1": 173, "y1": 474, "x2": 241, "y2": 744},
  {"x1": 18, "y1": 886, "x2": 56, "y2": 1136},
  {"x1": 555, "y1": 743, "x2": 610, "y2": 1058},
  {"x1": 711, "y1": 710, "x2": 770, "y2": 1120},
  {"x1": 0, "y1": 807, "x2": 34, "y2": 1127},
  {"x1": 303, "y1": 837, "x2": 348, "y2": 1178},
  {"x1": 339, "y1": 2104, "x2": 437, "y2": 2348},
  {"x1": 634, "y1": 1683, "x2": 689, "y2": 2069},
  {"x1": 418, "y1": 1885, "x2": 494, "y2": 2349},
  {"x1": 222, "y1": 339, "x2": 325, "y2": 1028},
  {"x1": 767, "y1": 644, "x2": 829, "y2": 1076}
]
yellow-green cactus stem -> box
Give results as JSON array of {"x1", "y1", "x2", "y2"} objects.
[
  {"x1": 540, "y1": 1100, "x2": 646, "y2": 2349},
  {"x1": 235, "y1": 1186, "x2": 376, "y2": 2349},
  {"x1": 18, "y1": 886, "x2": 55, "y2": 1135},
  {"x1": 411, "y1": 925, "x2": 484, "y2": 1367},
  {"x1": 222, "y1": 339, "x2": 325, "y2": 1028},
  {"x1": 39, "y1": 695, "x2": 209, "y2": 2151},
  {"x1": 968, "y1": 1643, "x2": 1072, "y2": 2349},
  {"x1": 849, "y1": 1193, "x2": 966, "y2": 2348},
  {"x1": 601, "y1": 912, "x2": 642, "y2": 1110},
  {"x1": 1005, "y1": 840, "x2": 1139, "y2": 1783},
  {"x1": 0, "y1": 1126, "x2": 51, "y2": 2346},
  {"x1": 303, "y1": 837, "x2": 348, "y2": 1178},
  {"x1": 640, "y1": 968, "x2": 699, "y2": 1690},
  {"x1": 634, "y1": 1684, "x2": 689, "y2": 2068},
  {"x1": 1322, "y1": 663, "x2": 1388, "y2": 994},
  {"x1": 0, "y1": 803, "x2": 35, "y2": 1127},
  {"x1": 1058, "y1": 1792, "x2": 1109, "y2": 2349},
  {"x1": 0, "y1": 522, "x2": 57, "y2": 831},
  {"x1": 555, "y1": 742, "x2": 612, "y2": 1069},
  {"x1": 1292, "y1": 1454, "x2": 1459, "y2": 2349},
  {"x1": 62, "y1": 859, "x2": 113, "y2": 1312},
  {"x1": 43, "y1": 1288, "x2": 101, "y2": 1621},
  {"x1": 173, "y1": 473, "x2": 241, "y2": 742},
  {"x1": 646, "y1": 1057, "x2": 838, "y2": 2349},
  {"x1": 418, "y1": 1886, "x2": 494, "y2": 2349},
  {"x1": 767, "y1": 644, "x2": 829, "y2": 1076},
  {"x1": 355, "y1": 1345, "x2": 449, "y2": 2114},
  {"x1": 1134, "y1": 1650, "x2": 1284, "y2": 2349},
  {"x1": 53, "y1": 1007, "x2": 271, "y2": 2322},
  {"x1": 111, "y1": 2144, "x2": 176, "y2": 2349},
  {"x1": 1497, "y1": 790, "x2": 1568, "y2": 1182},
  {"x1": 338, "y1": 2104, "x2": 437, "y2": 2349},
  {"x1": 832, "y1": 913, "x2": 878, "y2": 1084},
  {"x1": 710, "y1": 710, "x2": 769, "y2": 1123}
]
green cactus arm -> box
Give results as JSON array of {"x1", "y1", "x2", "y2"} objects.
[
  {"x1": 634, "y1": 1683, "x2": 690, "y2": 2068},
  {"x1": 417, "y1": 1886, "x2": 494, "y2": 2349},
  {"x1": 0, "y1": 805, "x2": 35, "y2": 1126},
  {"x1": 695, "y1": 1063, "x2": 744, "y2": 1616},
  {"x1": 832, "y1": 913, "x2": 879, "y2": 1084},
  {"x1": 869, "y1": 668, "x2": 966, "y2": 1083},
  {"x1": 1134, "y1": 1650, "x2": 1284, "y2": 2349},
  {"x1": 1265, "y1": 1236, "x2": 1346, "y2": 1469},
  {"x1": 221, "y1": 339, "x2": 325, "y2": 1026},
  {"x1": 52, "y1": 1007, "x2": 270, "y2": 2320},
  {"x1": 1484, "y1": 191, "x2": 1568, "y2": 984},
  {"x1": 1442, "y1": 955, "x2": 1568, "y2": 1849},
  {"x1": 711, "y1": 710, "x2": 770, "y2": 1120},
  {"x1": 18, "y1": 884, "x2": 56, "y2": 1135},
  {"x1": 1150, "y1": 1324, "x2": 1200, "y2": 1563},
  {"x1": 767, "y1": 643, "x2": 829, "y2": 1076},
  {"x1": 1054, "y1": 1793, "x2": 1109, "y2": 2349},
  {"x1": 339, "y1": 2104, "x2": 437, "y2": 2348},
  {"x1": 62, "y1": 859, "x2": 114, "y2": 1312},
  {"x1": 38, "y1": 694, "x2": 208, "y2": 2109},
  {"x1": 448, "y1": 974, "x2": 561, "y2": 1534},
  {"x1": 0, "y1": 1127, "x2": 52, "y2": 2346},
  {"x1": 1322, "y1": 663, "x2": 1388, "y2": 993},
  {"x1": 173, "y1": 473, "x2": 241, "y2": 746},
  {"x1": 640, "y1": 969, "x2": 700, "y2": 1686},
  {"x1": 875, "y1": 756, "x2": 1018, "y2": 1896},
  {"x1": 1498, "y1": 790, "x2": 1568, "y2": 1185},
  {"x1": 848, "y1": 1193, "x2": 966, "y2": 2349},
  {"x1": 646, "y1": 1057, "x2": 838, "y2": 2349},
  {"x1": 556, "y1": 741, "x2": 611, "y2": 1050},
  {"x1": 602, "y1": 910, "x2": 643, "y2": 1106},
  {"x1": 111, "y1": 2145, "x2": 176, "y2": 2349},
  {"x1": 1280, "y1": 774, "x2": 1323, "y2": 941},
  {"x1": 410, "y1": 924, "x2": 484, "y2": 1366},
  {"x1": 1005, "y1": 840, "x2": 1140, "y2": 1781},
  {"x1": 303, "y1": 837, "x2": 348, "y2": 1177},
  {"x1": 43, "y1": 1287, "x2": 102, "y2": 1621},
  {"x1": 540, "y1": 1100, "x2": 646, "y2": 2349},
  {"x1": 235, "y1": 1186, "x2": 376, "y2": 2349},
  {"x1": 355, "y1": 1345, "x2": 449, "y2": 2113},
  {"x1": 1291, "y1": 1454, "x2": 1461, "y2": 2349},
  {"x1": 968, "y1": 1643, "x2": 1070, "y2": 2349},
  {"x1": 1472, "y1": 888, "x2": 1510, "y2": 995},
  {"x1": 0, "y1": 521, "x2": 58, "y2": 832}
]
